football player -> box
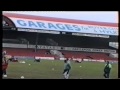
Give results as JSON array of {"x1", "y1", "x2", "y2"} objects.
[
  {"x1": 2, "y1": 51, "x2": 9, "y2": 78},
  {"x1": 63, "y1": 58, "x2": 71, "y2": 79}
]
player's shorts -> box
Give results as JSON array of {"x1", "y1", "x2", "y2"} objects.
[
  {"x1": 63, "y1": 69, "x2": 70, "y2": 74},
  {"x1": 2, "y1": 63, "x2": 8, "y2": 70}
]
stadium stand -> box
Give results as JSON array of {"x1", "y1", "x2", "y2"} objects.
[{"x1": 3, "y1": 13, "x2": 118, "y2": 61}]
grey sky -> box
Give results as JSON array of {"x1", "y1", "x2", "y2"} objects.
[{"x1": 3, "y1": 11, "x2": 118, "y2": 23}]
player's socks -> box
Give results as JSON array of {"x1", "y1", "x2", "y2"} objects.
[
  {"x1": 63, "y1": 72, "x2": 67, "y2": 76},
  {"x1": 66, "y1": 74, "x2": 69, "y2": 79},
  {"x1": 63, "y1": 72, "x2": 67, "y2": 79},
  {"x1": 3, "y1": 74, "x2": 7, "y2": 78}
]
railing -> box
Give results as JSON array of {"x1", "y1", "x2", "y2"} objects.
[
  {"x1": 3, "y1": 43, "x2": 27, "y2": 48},
  {"x1": 50, "y1": 50, "x2": 64, "y2": 58},
  {"x1": 109, "y1": 42, "x2": 118, "y2": 49},
  {"x1": 46, "y1": 38, "x2": 58, "y2": 46},
  {"x1": 2, "y1": 43, "x2": 116, "y2": 53},
  {"x1": 109, "y1": 53, "x2": 118, "y2": 58}
]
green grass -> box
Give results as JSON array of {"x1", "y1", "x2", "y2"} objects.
[{"x1": 4, "y1": 60, "x2": 118, "y2": 79}]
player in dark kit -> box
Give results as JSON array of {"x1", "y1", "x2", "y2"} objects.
[
  {"x1": 63, "y1": 58, "x2": 71, "y2": 79},
  {"x1": 103, "y1": 61, "x2": 112, "y2": 78}
]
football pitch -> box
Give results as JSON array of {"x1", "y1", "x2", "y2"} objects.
[{"x1": 4, "y1": 60, "x2": 118, "y2": 79}]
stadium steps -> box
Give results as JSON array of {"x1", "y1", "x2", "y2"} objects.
[{"x1": 3, "y1": 48, "x2": 118, "y2": 61}]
